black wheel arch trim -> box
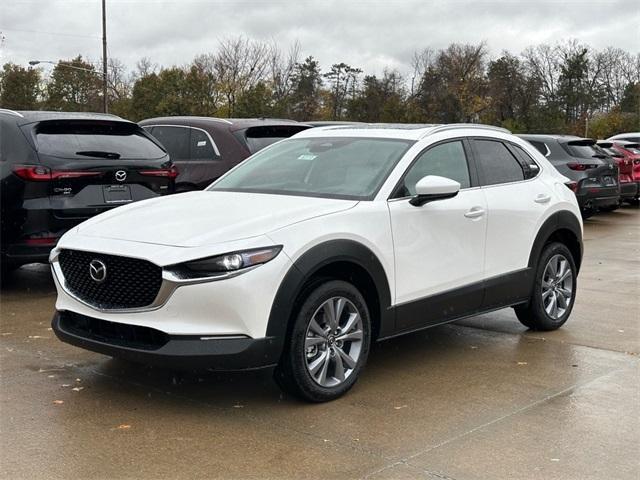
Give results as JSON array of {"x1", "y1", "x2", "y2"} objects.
[
  {"x1": 266, "y1": 239, "x2": 393, "y2": 352},
  {"x1": 528, "y1": 210, "x2": 583, "y2": 272}
]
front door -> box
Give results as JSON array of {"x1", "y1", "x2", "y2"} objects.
[{"x1": 388, "y1": 140, "x2": 487, "y2": 331}]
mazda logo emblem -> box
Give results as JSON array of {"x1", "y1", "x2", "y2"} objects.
[
  {"x1": 89, "y1": 259, "x2": 107, "y2": 283},
  {"x1": 115, "y1": 170, "x2": 127, "y2": 182}
]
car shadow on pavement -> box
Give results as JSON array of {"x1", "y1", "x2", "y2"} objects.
[{"x1": 79, "y1": 322, "x2": 503, "y2": 409}]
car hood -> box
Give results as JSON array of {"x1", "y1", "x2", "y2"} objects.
[{"x1": 76, "y1": 191, "x2": 358, "y2": 247}]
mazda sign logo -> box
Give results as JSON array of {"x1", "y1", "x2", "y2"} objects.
[
  {"x1": 89, "y1": 259, "x2": 107, "y2": 283},
  {"x1": 115, "y1": 170, "x2": 127, "y2": 182}
]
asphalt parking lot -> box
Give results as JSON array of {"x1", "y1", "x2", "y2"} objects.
[{"x1": 1, "y1": 207, "x2": 638, "y2": 480}]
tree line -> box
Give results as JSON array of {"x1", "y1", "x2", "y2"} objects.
[{"x1": 1, "y1": 37, "x2": 638, "y2": 138}]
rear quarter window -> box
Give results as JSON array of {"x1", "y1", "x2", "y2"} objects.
[
  {"x1": 33, "y1": 120, "x2": 166, "y2": 160},
  {"x1": 236, "y1": 125, "x2": 311, "y2": 154}
]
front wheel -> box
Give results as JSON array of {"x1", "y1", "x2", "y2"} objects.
[
  {"x1": 274, "y1": 280, "x2": 371, "y2": 402},
  {"x1": 514, "y1": 242, "x2": 577, "y2": 331}
]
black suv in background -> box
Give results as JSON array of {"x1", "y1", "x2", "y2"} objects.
[
  {"x1": 139, "y1": 117, "x2": 310, "y2": 191},
  {"x1": 519, "y1": 134, "x2": 619, "y2": 215},
  {"x1": 0, "y1": 110, "x2": 175, "y2": 271}
]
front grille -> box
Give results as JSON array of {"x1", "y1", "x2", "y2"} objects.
[
  {"x1": 59, "y1": 311, "x2": 168, "y2": 350},
  {"x1": 58, "y1": 249, "x2": 162, "y2": 309}
]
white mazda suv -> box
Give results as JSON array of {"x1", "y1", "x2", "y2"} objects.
[{"x1": 51, "y1": 124, "x2": 583, "y2": 402}]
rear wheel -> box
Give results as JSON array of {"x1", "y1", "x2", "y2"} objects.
[
  {"x1": 274, "y1": 280, "x2": 371, "y2": 402},
  {"x1": 514, "y1": 242, "x2": 577, "y2": 331},
  {"x1": 598, "y1": 204, "x2": 619, "y2": 212}
]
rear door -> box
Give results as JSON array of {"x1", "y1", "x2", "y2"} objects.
[
  {"x1": 148, "y1": 125, "x2": 223, "y2": 189},
  {"x1": 32, "y1": 120, "x2": 173, "y2": 218},
  {"x1": 470, "y1": 138, "x2": 549, "y2": 307}
]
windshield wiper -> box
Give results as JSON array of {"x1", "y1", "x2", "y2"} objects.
[{"x1": 76, "y1": 150, "x2": 121, "y2": 159}]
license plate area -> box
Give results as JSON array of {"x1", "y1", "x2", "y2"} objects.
[
  {"x1": 103, "y1": 185, "x2": 133, "y2": 204},
  {"x1": 602, "y1": 176, "x2": 617, "y2": 187}
]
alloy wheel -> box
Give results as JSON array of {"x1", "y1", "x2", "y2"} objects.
[
  {"x1": 541, "y1": 254, "x2": 574, "y2": 320},
  {"x1": 304, "y1": 296, "x2": 364, "y2": 388}
]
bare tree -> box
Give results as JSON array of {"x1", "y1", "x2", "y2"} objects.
[
  {"x1": 214, "y1": 36, "x2": 272, "y2": 116},
  {"x1": 409, "y1": 47, "x2": 434, "y2": 97},
  {"x1": 268, "y1": 40, "x2": 301, "y2": 115},
  {"x1": 523, "y1": 43, "x2": 562, "y2": 105}
]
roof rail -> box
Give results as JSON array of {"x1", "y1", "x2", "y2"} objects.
[
  {"x1": 420, "y1": 123, "x2": 510, "y2": 139},
  {"x1": 0, "y1": 108, "x2": 24, "y2": 118}
]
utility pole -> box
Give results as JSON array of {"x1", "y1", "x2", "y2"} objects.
[{"x1": 101, "y1": 0, "x2": 108, "y2": 113}]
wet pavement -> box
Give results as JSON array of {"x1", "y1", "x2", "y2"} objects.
[{"x1": 1, "y1": 207, "x2": 638, "y2": 480}]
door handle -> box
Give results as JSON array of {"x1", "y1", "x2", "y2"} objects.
[
  {"x1": 534, "y1": 194, "x2": 551, "y2": 204},
  {"x1": 464, "y1": 207, "x2": 485, "y2": 219}
]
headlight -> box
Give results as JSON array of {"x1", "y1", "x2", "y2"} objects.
[{"x1": 167, "y1": 246, "x2": 282, "y2": 279}]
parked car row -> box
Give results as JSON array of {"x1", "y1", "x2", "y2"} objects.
[
  {"x1": 1, "y1": 107, "x2": 637, "y2": 273},
  {"x1": 519, "y1": 134, "x2": 640, "y2": 216},
  {"x1": 0, "y1": 110, "x2": 310, "y2": 271}
]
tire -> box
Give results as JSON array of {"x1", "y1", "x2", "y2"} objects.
[
  {"x1": 514, "y1": 242, "x2": 577, "y2": 331},
  {"x1": 581, "y1": 208, "x2": 595, "y2": 219},
  {"x1": 598, "y1": 204, "x2": 619, "y2": 213},
  {"x1": 274, "y1": 280, "x2": 371, "y2": 402},
  {"x1": 0, "y1": 256, "x2": 18, "y2": 284}
]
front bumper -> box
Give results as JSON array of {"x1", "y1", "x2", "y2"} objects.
[
  {"x1": 52, "y1": 311, "x2": 281, "y2": 370},
  {"x1": 2, "y1": 243, "x2": 55, "y2": 266}
]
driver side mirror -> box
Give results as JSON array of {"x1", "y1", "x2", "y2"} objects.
[{"x1": 409, "y1": 175, "x2": 461, "y2": 207}]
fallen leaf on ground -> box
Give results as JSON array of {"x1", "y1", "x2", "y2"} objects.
[
  {"x1": 394, "y1": 405, "x2": 408, "y2": 410},
  {"x1": 116, "y1": 424, "x2": 131, "y2": 430},
  {"x1": 28, "y1": 335, "x2": 47, "y2": 339},
  {"x1": 517, "y1": 362, "x2": 528, "y2": 365},
  {"x1": 62, "y1": 384, "x2": 71, "y2": 387},
  {"x1": 0, "y1": 332, "x2": 13, "y2": 336},
  {"x1": 53, "y1": 400, "x2": 64, "y2": 405},
  {"x1": 550, "y1": 458, "x2": 560, "y2": 462},
  {"x1": 71, "y1": 387, "x2": 84, "y2": 392}
]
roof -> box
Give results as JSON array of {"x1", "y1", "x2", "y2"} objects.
[
  {"x1": 608, "y1": 132, "x2": 640, "y2": 140},
  {"x1": 139, "y1": 116, "x2": 310, "y2": 130},
  {"x1": 517, "y1": 134, "x2": 587, "y2": 143},
  {"x1": 296, "y1": 123, "x2": 511, "y2": 141},
  {"x1": 0, "y1": 109, "x2": 126, "y2": 125}
]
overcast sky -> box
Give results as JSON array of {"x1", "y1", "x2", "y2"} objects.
[{"x1": 2, "y1": 0, "x2": 639, "y2": 78}]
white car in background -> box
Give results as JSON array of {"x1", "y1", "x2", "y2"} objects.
[{"x1": 51, "y1": 124, "x2": 583, "y2": 402}]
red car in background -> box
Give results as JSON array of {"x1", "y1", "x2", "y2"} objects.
[
  {"x1": 609, "y1": 140, "x2": 640, "y2": 205},
  {"x1": 597, "y1": 140, "x2": 638, "y2": 205}
]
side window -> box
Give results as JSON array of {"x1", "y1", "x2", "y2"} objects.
[
  {"x1": 397, "y1": 141, "x2": 471, "y2": 197},
  {"x1": 190, "y1": 128, "x2": 219, "y2": 160},
  {"x1": 472, "y1": 139, "x2": 525, "y2": 186},
  {"x1": 508, "y1": 144, "x2": 540, "y2": 180},
  {"x1": 151, "y1": 126, "x2": 190, "y2": 160},
  {"x1": 528, "y1": 140, "x2": 549, "y2": 157}
]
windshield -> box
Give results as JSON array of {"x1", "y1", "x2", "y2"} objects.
[
  {"x1": 34, "y1": 120, "x2": 167, "y2": 160},
  {"x1": 210, "y1": 137, "x2": 414, "y2": 200}
]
